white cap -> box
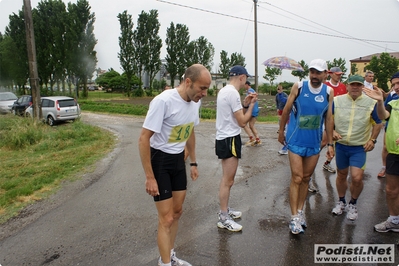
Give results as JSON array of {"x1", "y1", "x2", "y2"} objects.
[{"x1": 309, "y1": 59, "x2": 327, "y2": 72}]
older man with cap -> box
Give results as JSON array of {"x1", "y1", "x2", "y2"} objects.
[
  {"x1": 278, "y1": 59, "x2": 334, "y2": 234},
  {"x1": 364, "y1": 71, "x2": 399, "y2": 232},
  {"x1": 243, "y1": 80, "x2": 261, "y2": 146},
  {"x1": 215, "y1": 65, "x2": 258, "y2": 232},
  {"x1": 331, "y1": 75, "x2": 383, "y2": 222},
  {"x1": 321, "y1": 66, "x2": 348, "y2": 173}
]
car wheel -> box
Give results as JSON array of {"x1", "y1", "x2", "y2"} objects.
[{"x1": 47, "y1": 116, "x2": 55, "y2": 126}]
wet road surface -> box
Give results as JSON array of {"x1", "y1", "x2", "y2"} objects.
[{"x1": 0, "y1": 113, "x2": 398, "y2": 266}]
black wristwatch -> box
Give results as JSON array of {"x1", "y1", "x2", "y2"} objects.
[
  {"x1": 370, "y1": 139, "x2": 377, "y2": 144},
  {"x1": 190, "y1": 162, "x2": 198, "y2": 167},
  {"x1": 327, "y1": 143, "x2": 334, "y2": 147}
]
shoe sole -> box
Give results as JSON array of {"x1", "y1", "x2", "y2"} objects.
[
  {"x1": 217, "y1": 222, "x2": 242, "y2": 232},
  {"x1": 332, "y1": 210, "x2": 343, "y2": 215},
  {"x1": 346, "y1": 215, "x2": 358, "y2": 221},
  {"x1": 323, "y1": 167, "x2": 336, "y2": 173},
  {"x1": 229, "y1": 214, "x2": 242, "y2": 219},
  {"x1": 374, "y1": 227, "x2": 399, "y2": 233}
]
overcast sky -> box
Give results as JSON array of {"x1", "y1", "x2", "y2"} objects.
[{"x1": 1, "y1": 0, "x2": 399, "y2": 83}]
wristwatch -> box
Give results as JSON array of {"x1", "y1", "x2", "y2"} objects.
[
  {"x1": 370, "y1": 139, "x2": 377, "y2": 144},
  {"x1": 190, "y1": 162, "x2": 198, "y2": 167},
  {"x1": 327, "y1": 143, "x2": 334, "y2": 147}
]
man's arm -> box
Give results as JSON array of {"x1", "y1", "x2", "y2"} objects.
[
  {"x1": 234, "y1": 93, "x2": 258, "y2": 127},
  {"x1": 185, "y1": 130, "x2": 199, "y2": 181},
  {"x1": 138, "y1": 128, "x2": 159, "y2": 196},
  {"x1": 277, "y1": 82, "x2": 298, "y2": 145},
  {"x1": 325, "y1": 89, "x2": 335, "y2": 158}
]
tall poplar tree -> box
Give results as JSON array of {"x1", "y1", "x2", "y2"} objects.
[{"x1": 117, "y1": 10, "x2": 135, "y2": 96}]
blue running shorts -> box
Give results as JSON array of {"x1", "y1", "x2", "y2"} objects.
[
  {"x1": 335, "y1": 142, "x2": 366, "y2": 170},
  {"x1": 288, "y1": 144, "x2": 320, "y2": 157}
]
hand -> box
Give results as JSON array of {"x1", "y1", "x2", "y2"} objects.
[
  {"x1": 396, "y1": 138, "x2": 399, "y2": 145},
  {"x1": 145, "y1": 177, "x2": 159, "y2": 197},
  {"x1": 190, "y1": 166, "x2": 199, "y2": 181},
  {"x1": 326, "y1": 146, "x2": 335, "y2": 160},
  {"x1": 363, "y1": 87, "x2": 383, "y2": 101},
  {"x1": 363, "y1": 140, "x2": 375, "y2": 152},
  {"x1": 333, "y1": 131, "x2": 342, "y2": 141},
  {"x1": 278, "y1": 131, "x2": 286, "y2": 146}
]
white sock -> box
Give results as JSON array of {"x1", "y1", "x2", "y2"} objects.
[
  {"x1": 170, "y1": 249, "x2": 175, "y2": 257},
  {"x1": 159, "y1": 257, "x2": 171, "y2": 266},
  {"x1": 388, "y1": 215, "x2": 399, "y2": 224}
]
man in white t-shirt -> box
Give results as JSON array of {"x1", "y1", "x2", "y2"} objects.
[
  {"x1": 215, "y1": 65, "x2": 258, "y2": 232},
  {"x1": 139, "y1": 64, "x2": 211, "y2": 266}
]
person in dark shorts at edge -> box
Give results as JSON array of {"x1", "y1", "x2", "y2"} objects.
[
  {"x1": 215, "y1": 65, "x2": 258, "y2": 232},
  {"x1": 364, "y1": 71, "x2": 399, "y2": 232},
  {"x1": 138, "y1": 64, "x2": 211, "y2": 266},
  {"x1": 278, "y1": 59, "x2": 335, "y2": 234}
]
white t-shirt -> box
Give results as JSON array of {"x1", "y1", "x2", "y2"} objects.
[
  {"x1": 143, "y1": 88, "x2": 200, "y2": 154},
  {"x1": 216, "y1": 84, "x2": 242, "y2": 140}
]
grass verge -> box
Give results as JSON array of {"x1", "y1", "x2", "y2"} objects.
[{"x1": 0, "y1": 115, "x2": 115, "y2": 224}]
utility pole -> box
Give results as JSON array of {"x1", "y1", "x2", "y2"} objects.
[
  {"x1": 254, "y1": 0, "x2": 258, "y2": 92},
  {"x1": 23, "y1": 0, "x2": 41, "y2": 120}
]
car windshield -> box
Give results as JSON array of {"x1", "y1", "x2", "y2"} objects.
[{"x1": 0, "y1": 92, "x2": 18, "y2": 101}]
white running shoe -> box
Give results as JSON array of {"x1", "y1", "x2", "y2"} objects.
[
  {"x1": 323, "y1": 163, "x2": 336, "y2": 173},
  {"x1": 217, "y1": 214, "x2": 243, "y2": 232},
  {"x1": 374, "y1": 219, "x2": 399, "y2": 232},
  {"x1": 278, "y1": 149, "x2": 288, "y2": 155},
  {"x1": 171, "y1": 253, "x2": 192, "y2": 266},
  {"x1": 332, "y1": 201, "x2": 346, "y2": 215},
  {"x1": 289, "y1": 217, "x2": 304, "y2": 234},
  {"x1": 298, "y1": 211, "x2": 307, "y2": 228},
  {"x1": 228, "y1": 207, "x2": 242, "y2": 219},
  {"x1": 346, "y1": 204, "x2": 358, "y2": 221}
]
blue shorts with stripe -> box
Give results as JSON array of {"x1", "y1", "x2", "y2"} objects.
[{"x1": 335, "y1": 142, "x2": 366, "y2": 170}]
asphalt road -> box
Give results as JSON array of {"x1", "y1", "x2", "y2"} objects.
[{"x1": 0, "y1": 113, "x2": 398, "y2": 266}]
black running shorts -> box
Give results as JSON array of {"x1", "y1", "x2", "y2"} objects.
[
  {"x1": 386, "y1": 153, "x2": 399, "y2": 176},
  {"x1": 215, "y1": 134, "x2": 242, "y2": 159},
  {"x1": 150, "y1": 148, "x2": 187, "y2": 202}
]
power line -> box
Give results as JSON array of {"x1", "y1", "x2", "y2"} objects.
[
  {"x1": 257, "y1": 1, "x2": 394, "y2": 51},
  {"x1": 155, "y1": 0, "x2": 399, "y2": 45}
]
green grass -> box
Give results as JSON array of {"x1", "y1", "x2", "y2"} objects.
[
  {"x1": 80, "y1": 100, "x2": 148, "y2": 115},
  {"x1": 0, "y1": 115, "x2": 115, "y2": 223}
]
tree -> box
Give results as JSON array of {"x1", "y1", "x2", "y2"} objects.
[
  {"x1": 230, "y1": 52, "x2": 245, "y2": 67},
  {"x1": 219, "y1": 50, "x2": 230, "y2": 78},
  {"x1": 67, "y1": 0, "x2": 97, "y2": 98},
  {"x1": 117, "y1": 10, "x2": 135, "y2": 96},
  {"x1": 187, "y1": 36, "x2": 214, "y2": 71},
  {"x1": 263, "y1": 67, "x2": 282, "y2": 94},
  {"x1": 350, "y1": 63, "x2": 358, "y2": 75},
  {"x1": 291, "y1": 60, "x2": 308, "y2": 81},
  {"x1": 366, "y1": 52, "x2": 399, "y2": 91},
  {"x1": 4, "y1": 11, "x2": 29, "y2": 92},
  {"x1": 142, "y1": 10, "x2": 162, "y2": 91},
  {"x1": 34, "y1": 0, "x2": 68, "y2": 94},
  {"x1": 133, "y1": 10, "x2": 162, "y2": 91},
  {"x1": 165, "y1": 22, "x2": 190, "y2": 87}
]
